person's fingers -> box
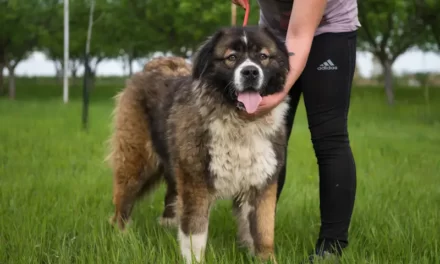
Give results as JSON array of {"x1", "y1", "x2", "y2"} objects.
[
  {"x1": 232, "y1": 0, "x2": 246, "y2": 9},
  {"x1": 237, "y1": 91, "x2": 287, "y2": 118}
]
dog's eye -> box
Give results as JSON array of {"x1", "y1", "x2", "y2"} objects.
[
  {"x1": 227, "y1": 54, "x2": 237, "y2": 61},
  {"x1": 259, "y1": 53, "x2": 269, "y2": 60}
]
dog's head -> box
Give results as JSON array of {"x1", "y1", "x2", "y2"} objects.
[{"x1": 191, "y1": 26, "x2": 289, "y2": 114}]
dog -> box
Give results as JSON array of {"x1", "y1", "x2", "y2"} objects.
[{"x1": 107, "y1": 25, "x2": 290, "y2": 263}]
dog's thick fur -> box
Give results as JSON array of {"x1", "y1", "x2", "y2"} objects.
[{"x1": 107, "y1": 26, "x2": 290, "y2": 263}]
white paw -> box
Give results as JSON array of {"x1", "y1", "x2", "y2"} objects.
[{"x1": 178, "y1": 227, "x2": 208, "y2": 264}]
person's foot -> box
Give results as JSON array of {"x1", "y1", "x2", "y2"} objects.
[{"x1": 302, "y1": 239, "x2": 345, "y2": 264}]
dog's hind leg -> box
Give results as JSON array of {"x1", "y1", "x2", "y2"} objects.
[
  {"x1": 110, "y1": 154, "x2": 162, "y2": 231},
  {"x1": 158, "y1": 169, "x2": 179, "y2": 228},
  {"x1": 107, "y1": 89, "x2": 162, "y2": 231}
]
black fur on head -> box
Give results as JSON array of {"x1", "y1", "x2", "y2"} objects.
[
  {"x1": 191, "y1": 26, "x2": 290, "y2": 106},
  {"x1": 192, "y1": 29, "x2": 225, "y2": 80}
]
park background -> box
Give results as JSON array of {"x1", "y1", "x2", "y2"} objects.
[{"x1": 1, "y1": 0, "x2": 439, "y2": 263}]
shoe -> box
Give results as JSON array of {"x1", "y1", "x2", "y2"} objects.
[{"x1": 301, "y1": 238, "x2": 345, "y2": 264}]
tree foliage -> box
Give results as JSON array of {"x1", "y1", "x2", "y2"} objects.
[
  {"x1": 357, "y1": 0, "x2": 427, "y2": 104},
  {"x1": 0, "y1": 0, "x2": 59, "y2": 98},
  {"x1": 40, "y1": 0, "x2": 121, "y2": 80},
  {"x1": 1, "y1": 0, "x2": 439, "y2": 103},
  {"x1": 414, "y1": 0, "x2": 440, "y2": 52}
]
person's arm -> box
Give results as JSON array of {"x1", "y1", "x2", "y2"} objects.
[{"x1": 283, "y1": 0, "x2": 327, "y2": 93}]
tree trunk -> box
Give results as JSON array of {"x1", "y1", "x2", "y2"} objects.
[
  {"x1": 128, "y1": 54, "x2": 133, "y2": 77},
  {"x1": 71, "y1": 68, "x2": 77, "y2": 85},
  {"x1": 70, "y1": 60, "x2": 79, "y2": 82},
  {"x1": 0, "y1": 63, "x2": 4, "y2": 96},
  {"x1": 122, "y1": 57, "x2": 126, "y2": 76},
  {"x1": 383, "y1": 60, "x2": 394, "y2": 105},
  {"x1": 89, "y1": 59, "x2": 101, "y2": 89},
  {"x1": 7, "y1": 66, "x2": 16, "y2": 100},
  {"x1": 89, "y1": 70, "x2": 96, "y2": 89},
  {"x1": 82, "y1": 0, "x2": 95, "y2": 130},
  {"x1": 54, "y1": 60, "x2": 63, "y2": 84}
]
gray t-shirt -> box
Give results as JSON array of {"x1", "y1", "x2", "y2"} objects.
[{"x1": 257, "y1": 0, "x2": 361, "y2": 40}]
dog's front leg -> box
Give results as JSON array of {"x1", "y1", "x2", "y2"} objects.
[
  {"x1": 233, "y1": 197, "x2": 255, "y2": 253},
  {"x1": 248, "y1": 182, "x2": 278, "y2": 263},
  {"x1": 176, "y1": 168, "x2": 211, "y2": 264},
  {"x1": 178, "y1": 194, "x2": 211, "y2": 264}
]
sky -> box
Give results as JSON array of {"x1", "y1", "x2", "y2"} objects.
[{"x1": 5, "y1": 49, "x2": 440, "y2": 78}]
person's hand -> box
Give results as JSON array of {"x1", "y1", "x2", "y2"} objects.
[
  {"x1": 251, "y1": 89, "x2": 288, "y2": 117},
  {"x1": 232, "y1": 0, "x2": 247, "y2": 9},
  {"x1": 240, "y1": 68, "x2": 296, "y2": 118}
]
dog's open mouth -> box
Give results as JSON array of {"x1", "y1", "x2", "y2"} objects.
[{"x1": 235, "y1": 90, "x2": 262, "y2": 114}]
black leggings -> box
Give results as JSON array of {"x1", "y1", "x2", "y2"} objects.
[{"x1": 277, "y1": 30, "x2": 357, "y2": 252}]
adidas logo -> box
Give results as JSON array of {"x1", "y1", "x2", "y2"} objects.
[{"x1": 317, "y1": 59, "x2": 338, "y2": 70}]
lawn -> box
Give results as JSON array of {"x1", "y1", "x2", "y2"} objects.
[{"x1": 1, "y1": 78, "x2": 440, "y2": 264}]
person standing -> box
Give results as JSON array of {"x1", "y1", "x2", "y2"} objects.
[{"x1": 232, "y1": 0, "x2": 360, "y2": 262}]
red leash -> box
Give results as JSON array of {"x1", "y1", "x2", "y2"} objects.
[{"x1": 242, "y1": 0, "x2": 250, "y2": 26}]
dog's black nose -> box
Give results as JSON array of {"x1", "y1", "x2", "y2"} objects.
[{"x1": 241, "y1": 66, "x2": 259, "y2": 79}]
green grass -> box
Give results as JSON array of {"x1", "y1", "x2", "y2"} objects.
[{"x1": 1, "y1": 78, "x2": 440, "y2": 264}]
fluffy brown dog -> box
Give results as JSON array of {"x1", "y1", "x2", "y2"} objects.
[{"x1": 107, "y1": 26, "x2": 290, "y2": 264}]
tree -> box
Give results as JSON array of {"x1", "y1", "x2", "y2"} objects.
[
  {"x1": 171, "y1": 0, "x2": 261, "y2": 58},
  {"x1": 414, "y1": 0, "x2": 440, "y2": 52},
  {"x1": 412, "y1": 0, "x2": 440, "y2": 113},
  {"x1": 105, "y1": 0, "x2": 164, "y2": 76},
  {"x1": 39, "y1": 0, "x2": 120, "y2": 84},
  {"x1": 105, "y1": 0, "x2": 235, "y2": 73},
  {"x1": 0, "y1": 0, "x2": 37, "y2": 98},
  {"x1": 0, "y1": 0, "x2": 59, "y2": 99},
  {"x1": 81, "y1": 0, "x2": 121, "y2": 81},
  {"x1": 358, "y1": 0, "x2": 426, "y2": 105},
  {"x1": 119, "y1": 0, "x2": 257, "y2": 61},
  {"x1": 39, "y1": 2, "x2": 83, "y2": 83},
  {"x1": 82, "y1": 0, "x2": 96, "y2": 130},
  {"x1": 0, "y1": 0, "x2": 10, "y2": 95}
]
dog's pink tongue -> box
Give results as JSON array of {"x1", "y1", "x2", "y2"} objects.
[{"x1": 237, "y1": 92, "x2": 262, "y2": 114}]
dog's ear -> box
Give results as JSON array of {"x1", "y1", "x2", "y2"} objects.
[
  {"x1": 192, "y1": 29, "x2": 224, "y2": 79},
  {"x1": 260, "y1": 25, "x2": 290, "y2": 72},
  {"x1": 260, "y1": 26, "x2": 289, "y2": 56}
]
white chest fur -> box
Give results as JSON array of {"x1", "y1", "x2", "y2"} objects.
[{"x1": 207, "y1": 101, "x2": 289, "y2": 199}]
